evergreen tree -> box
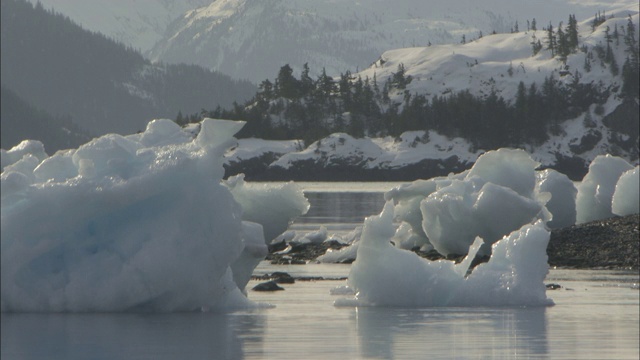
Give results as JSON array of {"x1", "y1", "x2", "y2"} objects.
[
  {"x1": 556, "y1": 23, "x2": 569, "y2": 61},
  {"x1": 567, "y1": 14, "x2": 579, "y2": 50},
  {"x1": 546, "y1": 23, "x2": 556, "y2": 56},
  {"x1": 299, "y1": 63, "x2": 314, "y2": 97},
  {"x1": 584, "y1": 55, "x2": 592, "y2": 72},
  {"x1": 531, "y1": 18, "x2": 537, "y2": 31},
  {"x1": 258, "y1": 79, "x2": 274, "y2": 100},
  {"x1": 621, "y1": 15, "x2": 639, "y2": 99},
  {"x1": 276, "y1": 64, "x2": 299, "y2": 99}
]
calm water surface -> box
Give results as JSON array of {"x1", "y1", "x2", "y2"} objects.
[{"x1": 2, "y1": 182, "x2": 638, "y2": 359}]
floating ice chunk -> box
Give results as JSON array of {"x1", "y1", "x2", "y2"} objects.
[
  {"x1": 317, "y1": 242, "x2": 360, "y2": 263},
  {"x1": 1, "y1": 119, "x2": 265, "y2": 312},
  {"x1": 270, "y1": 230, "x2": 296, "y2": 245},
  {"x1": 71, "y1": 134, "x2": 141, "y2": 180},
  {"x1": 1, "y1": 154, "x2": 41, "y2": 183},
  {"x1": 231, "y1": 221, "x2": 268, "y2": 293},
  {"x1": 196, "y1": 118, "x2": 246, "y2": 151},
  {"x1": 330, "y1": 285, "x2": 355, "y2": 295},
  {"x1": 391, "y1": 222, "x2": 431, "y2": 251},
  {"x1": 384, "y1": 178, "x2": 441, "y2": 249},
  {"x1": 466, "y1": 148, "x2": 539, "y2": 198},
  {"x1": 535, "y1": 169, "x2": 577, "y2": 228},
  {"x1": 225, "y1": 174, "x2": 309, "y2": 243},
  {"x1": 339, "y1": 202, "x2": 553, "y2": 307},
  {"x1": 293, "y1": 226, "x2": 328, "y2": 245},
  {"x1": 612, "y1": 166, "x2": 640, "y2": 216},
  {"x1": 33, "y1": 150, "x2": 78, "y2": 182},
  {"x1": 1, "y1": 140, "x2": 48, "y2": 170},
  {"x1": 1, "y1": 171, "x2": 31, "y2": 199},
  {"x1": 317, "y1": 226, "x2": 364, "y2": 263},
  {"x1": 138, "y1": 119, "x2": 192, "y2": 147},
  {"x1": 421, "y1": 180, "x2": 547, "y2": 256},
  {"x1": 576, "y1": 155, "x2": 634, "y2": 223}
]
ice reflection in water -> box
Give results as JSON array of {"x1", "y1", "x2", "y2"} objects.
[
  {"x1": 354, "y1": 307, "x2": 548, "y2": 359},
  {"x1": 2, "y1": 268, "x2": 638, "y2": 359},
  {"x1": 1, "y1": 312, "x2": 263, "y2": 359}
]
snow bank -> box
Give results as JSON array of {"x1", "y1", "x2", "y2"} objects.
[
  {"x1": 336, "y1": 202, "x2": 553, "y2": 307},
  {"x1": 0, "y1": 118, "x2": 299, "y2": 312}
]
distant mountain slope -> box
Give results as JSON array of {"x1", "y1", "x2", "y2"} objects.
[
  {"x1": 26, "y1": 0, "x2": 210, "y2": 52},
  {"x1": 1, "y1": 86, "x2": 91, "y2": 153},
  {"x1": 148, "y1": 0, "x2": 635, "y2": 82},
  {"x1": 1, "y1": 0, "x2": 256, "y2": 137}
]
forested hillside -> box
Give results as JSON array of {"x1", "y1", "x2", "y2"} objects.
[
  {"x1": 1, "y1": 86, "x2": 91, "y2": 152},
  {"x1": 184, "y1": 11, "x2": 638, "y2": 162}
]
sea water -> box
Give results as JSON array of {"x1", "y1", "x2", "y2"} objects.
[{"x1": 1, "y1": 183, "x2": 638, "y2": 359}]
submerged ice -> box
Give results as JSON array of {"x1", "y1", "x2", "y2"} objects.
[{"x1": 1, "y1": 119, "x2": 307, "y2": 312}]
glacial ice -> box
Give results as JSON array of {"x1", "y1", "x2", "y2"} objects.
[
  {"x1": 0, "y1": 118, "x2": 307, "y2": 312},
  {"x1": 576, "y1": 155, "x2": 634, "y2": 224},
  {"x1": 420, "y1": 149, "x2": 551, "y2": 256},
  {"x1": 612, "y1": 166, "x2": 640, "y2": 216},
  {"x1": 224, "y1": 174, "x2": 309, "y2": 243},
  {"x1": 534, "y1": 169, "x2": 577, "y2": 229},
  {"x1": 337, "y1": 202, "x2": 553, "y2": 307},
  {"x1": 334, "y1": 150, "x2": 638, "y2": 307}
]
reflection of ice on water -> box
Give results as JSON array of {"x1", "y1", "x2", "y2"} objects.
[
  {"x1": 354, "y1": 307, "x2": 548, "y2": 359},
  {"x1": 0, "y1": 312, "x2": 266, "y2": 360},
  {"x1": 1, "y1": 268, "x2": 637, "y2": 359}
]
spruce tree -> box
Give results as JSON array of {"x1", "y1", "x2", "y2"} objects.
[
  {"x1": 546, "y1": 23, "x2": 556, "y2": 56},
  {"x1": 556, "y1": 23, "x2": 569, "y2": 61},
  {"x1": 567, "y1": 14, "x2": 579, "y2": 50}
]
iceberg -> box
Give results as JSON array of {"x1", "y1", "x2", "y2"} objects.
[
  {"x1": 611, "y1": 166, "x2": 640, "y2": 217},
  {"x1": 1, "y1": 118, "x2": 304, "y2": 312},
  {"x1": 576, "y1": 154, "x2": 634, "y2": 224},
  {"x1": 224, "y1": 174, "x2": 309, "y2": 243},
  {"x1": 337, "y1": 202, "x2": 553, "y2": 307},
  {"x1": 420, "y1": 149, "x2": 551, "y2": 256}
]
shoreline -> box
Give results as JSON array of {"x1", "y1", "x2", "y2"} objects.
[
  {"x1": 547, "y1": 214, "x2": 639, "y2": 270},
  {"x1": 265, "y1": 214, "x2": 640, "y2": 271}
]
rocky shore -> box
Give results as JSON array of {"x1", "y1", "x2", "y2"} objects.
[
  {"x1": 264, "y1": 214, "x2": 639, "y2": 270},
  {"x1": 547, "y1": 214, "x2": 639, "y2": 270}
]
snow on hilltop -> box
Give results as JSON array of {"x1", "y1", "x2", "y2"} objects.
[
  {"x1": 223, "y1": 6, "x2": 638, "y2": 180},
  {"x1": 149, "y1": 0, "x2": 633, "y2": 82},
  {"x1": 357, "y1": 3, "x2": 639, "y2": 104}
]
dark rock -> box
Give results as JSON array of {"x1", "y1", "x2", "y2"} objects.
[
  {"x1": 252, "y1": 281, "x2": 284, "y2": 291},
  {"x1": 548, "y1": 214, "x2": 639, "y2": 269},
  {"x1": 271, "y1": 272, "x2": 295, "y2": 283},
  {"x1": 546, "y1": 283, "x2": 563, "y2": 290},
  {"x1": 268, "y1": 240, "x2": 288, "y2": 253},
  {"x1": 267, "y1": 240, "x2": 350, "y2": 263}
]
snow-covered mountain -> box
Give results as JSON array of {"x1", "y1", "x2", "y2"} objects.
[
  {"x1": 222, "y1": 5, "x2": 639, "y2": 181},
  {"x1": 26, "y1": 0, "x2": 210, "y2": 52},
  {"x1": 149, "y1": 0, "x2": 633, "y2": 82},
  {"x1": 356, "y1": 3, "x2": 639, "y2": 106}
]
